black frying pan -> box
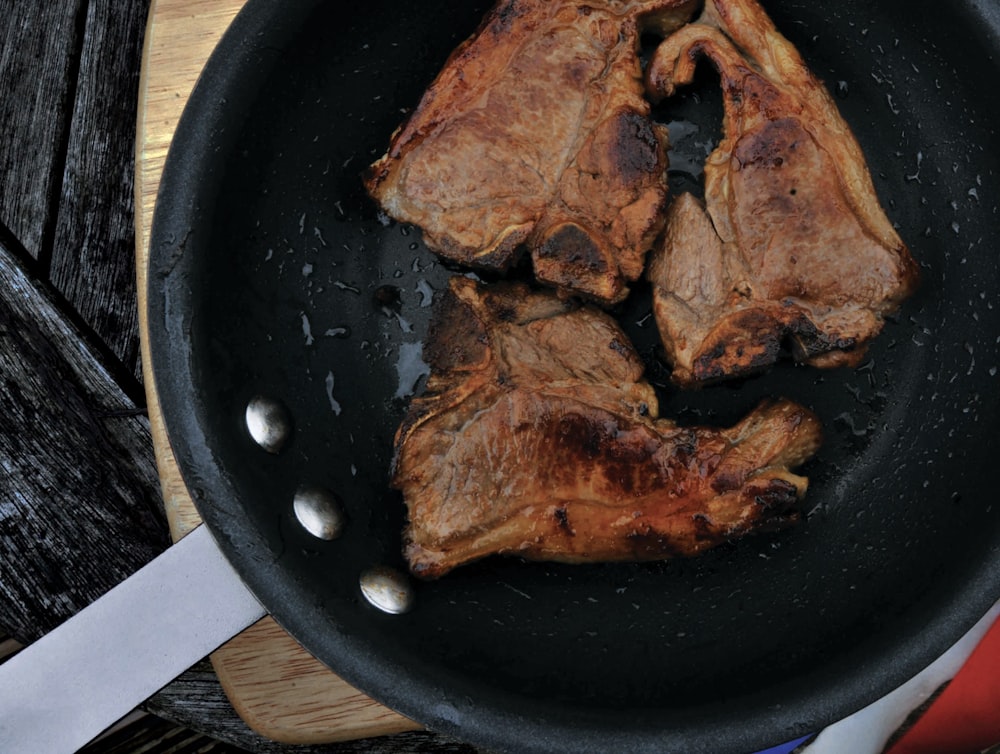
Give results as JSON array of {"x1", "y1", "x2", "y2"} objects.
[{"x1": 147, "y1": 1, "x2": 1000, "y2": 752}]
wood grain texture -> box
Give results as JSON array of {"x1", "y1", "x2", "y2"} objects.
[
  {"x1": 49, "y1": 0, "x2": 153, "y2": 377},
  {"x1": 146, "y1": 662, "x2": 476, "y2": 754},
  {"x1": 134, "y1": 0, "x2": 420, "y2": 745},
  {"x1": 0, "y1": 238, "x2": 170, "y2": 643},
  {"x1": 0, "y1": 0, "x2": 86, "y2": 257}
]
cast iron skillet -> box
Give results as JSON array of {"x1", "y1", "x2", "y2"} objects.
[{"x1": 147, "y1": 1, "x2": 1000, "y2": 752}]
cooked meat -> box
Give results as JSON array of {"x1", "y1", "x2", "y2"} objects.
[
  {"x1": 364, "y1": 0, "x2": 700, "y2": 306},
  {"x1": 391, "y1": 277, "x2": 822, "y2": 578},
  {"x1": 644, "y1": 0, "x2": 919, "y2": 386}
]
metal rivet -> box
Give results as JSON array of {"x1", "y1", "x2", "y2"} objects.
[
  {"x1": 245, "y1": 395, "x2": 292, "y2": 453},
  {"x1": 360, "y1": 565, "x2": 415, "y2": 615},
  {"x1": 293, "y1": 486, "x2": 346, "y2": 540}
]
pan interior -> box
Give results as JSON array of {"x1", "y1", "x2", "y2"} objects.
[{"x1": 148, "y1": 0, "x2": 1000, "y2": 751}]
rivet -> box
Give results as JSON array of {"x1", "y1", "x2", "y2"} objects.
[
  {"x1": 360, "y1": 565, "x2": 415, "y2": 615},
  {"x1": 293, "y1": 486, "x2": 346, "y2": 540},
  {"x1": 245, "y1": 395, "x2": 293, "y2": 453}
]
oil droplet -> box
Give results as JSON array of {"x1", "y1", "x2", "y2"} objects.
[
  {"x1": 665, "y1": 120, "x2": 709, "y2": 179},
  {"x1": 301, "y1": 313, "x2": 315, "y2": 346},
  {"x1": 324, "y1": 326, "x2": 351, "y2": 339},
  {"x1": 834, "y1": 412, "x2": 868, "y2": 437},
  {"x1": 416, "y1": 279, "x2": 435, "y2": 308},
  {"x1": 374, "y1": 284, "x2": 401, "y2": 309},
  {"x1": 395, "y1": 342, "x2": 430, "y2": 398},
  {"x1": 325, "y1": 371, "x2": 343, "y2": 415},
  {"x1": 387, "y1": 311, "x2": 414, "y2": 334}
]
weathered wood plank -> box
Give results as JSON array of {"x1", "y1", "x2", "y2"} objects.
[
  {"x1": 49, "y1": 0, "x2": 152, "y2": 377},
  {"x1": 0, "y1": 237, "x2": 170, "y2": 643},
  {"x1": 81, "y1": 705, "x2": 482, "y2": 754},
  {"x1": 78, "y1": 710, "x2": 229, "y2": 754},
  {"x1": 0, "y1": 0, "x2": 86, "y2": 258}
]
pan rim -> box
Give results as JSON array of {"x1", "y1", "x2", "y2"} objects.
[{"x1": 145, "y1": 0, "x2": 1000, "y2": 751}]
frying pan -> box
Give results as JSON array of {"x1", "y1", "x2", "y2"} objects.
[{"x1": 143, "y1": 0, "x2": 1000, "y2": 751}]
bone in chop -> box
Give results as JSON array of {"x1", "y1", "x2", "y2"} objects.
[
  {"x1": 645, "y1": 0, "x2": 919, "y2": 385},
  {"x1": 365, "y1": 0, "x2": 701, "y2": 305},
  {"x1": 392, "y1": 277, "x2": 822, "y2": 578}
]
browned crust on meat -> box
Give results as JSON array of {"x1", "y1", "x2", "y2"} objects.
[
  {"x1": 392, "y1": 277, "x2": 822, "y2": 578},
  {"x1": 645, "y1": 0, "x2": 919, "y2": 386},
  {"x1": 364, "y1": 0, "x2": 701, "y2": 305}
]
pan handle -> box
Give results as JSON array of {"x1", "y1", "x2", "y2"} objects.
[{"x1": 0, "y1": 524, "x2": 266, "y2": 753}]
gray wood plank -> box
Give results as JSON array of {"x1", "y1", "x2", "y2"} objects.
[
  {"x1": 49, "y1": 0, "x2": 152, "y2": 375},
  {"x1": 0, "y1": 0, "x2": 86, "y2": 257},
  {"x1": 79, "y1": 711, "x2": 244, "y2": 753},
  {"x1": 0, "y1": 238, "x2": 170, "y2": 642}
]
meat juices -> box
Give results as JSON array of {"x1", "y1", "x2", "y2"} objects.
[
  {"x1": 392, "y1": 278, "x2": 822, "y2": 579},
  {"x1": 364, "y1": 0, "x2": 700, "y2": 305},
  {"x1": 644, "y1": 0, "x2": 919, "y2": 386}
]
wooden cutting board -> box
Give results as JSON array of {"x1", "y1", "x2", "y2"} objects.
[{"x1": 133, "y1": 0, "x2": 420, "y2": 744}]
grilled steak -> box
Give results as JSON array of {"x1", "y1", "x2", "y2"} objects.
[
  {"x1": 645, "y1": 0, "x2": 919, "y2": 386},
  {"x1": 365, "y1": 0, "x2": 700, "y2": 306},
  {"x1": 391, "y1": 277, "x2": 822, "y2": 578}
]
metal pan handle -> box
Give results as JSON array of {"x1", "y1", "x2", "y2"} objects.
[{"x1": 0, "y1": 524, "x2": 266, "y2": 753}]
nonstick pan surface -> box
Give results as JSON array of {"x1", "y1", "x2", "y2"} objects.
[{"x1": 147, "y1": 1, "x2": 1000, "y2": 751}]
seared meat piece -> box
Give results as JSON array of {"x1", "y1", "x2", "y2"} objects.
[
  {"x1": 645, "y1": 0, "x2": 919, "y2": 386},
  {"x1": 365, "y1": 0, "x2": 700, "y2": 306},
  {"x1": 391, "y1": 277, "x2": 822, "y2": 578}
]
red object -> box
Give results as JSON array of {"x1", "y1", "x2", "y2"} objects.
[{"x1": 887, "y1": 615, "x2": 1000, "y2": 754}]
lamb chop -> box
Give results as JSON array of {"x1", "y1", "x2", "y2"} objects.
[
  {"x1": 364, "y1": 0, "x2": 700, "y2": 306},
  {"x1": 391, "y1": 277, "x2": 822, "y2": 578},
  {"x1": 644, "y1": 0, "x2": 919, "y2": 386}
]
